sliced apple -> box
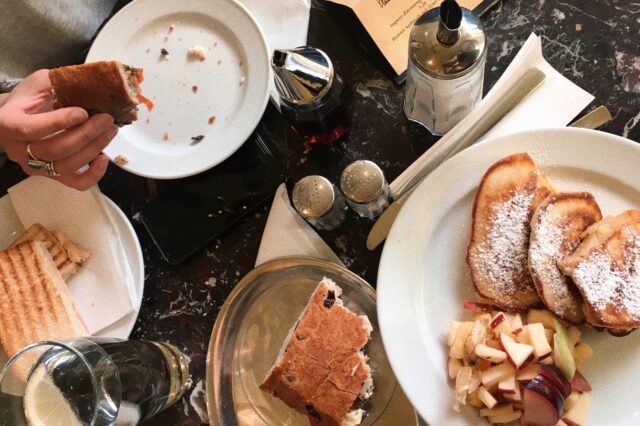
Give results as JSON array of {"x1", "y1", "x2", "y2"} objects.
[
  {"x1": 498, "y1": 372, "x2": 517, "y2": 394},
  {"x1": 562, "y1": 392, "x2": 590, "y2": 426},
  {"x1": 448, "y1": 357, "x2": 462, "y2": 379},
  {"x1": 527, "y1": 323, "x2": 553, "y2": 359},
  {"x1": 516, "y1": 325, "x2": 530, "y2": 344},
  {"x1": 464, "y1": 319, "x2": 489, "y2": 361},
  {"x1": 475, "y1": 344, "x2": 508, "y2": 363},
  {"x1": 491, "y1": 312, "x2": 513, "y2": 338},
  {"x1": 479, "y1": 403, "x2": 514, "y2": 417},
  {"x1": 516, "y1": 363, "x2": 539, "y2": 383},
  {"x1": 509, "y1": 313, "x2": 524, "y2": 335},
  {"x1": 478, "y1": 385, "x2": 498, "y2": 409},
  {"x1": 488, "y1": 409, "x2": 522, "y2": 424},
  {"x1": 467, "y1": 387, "x2": 483, "y2": 408},
  {"x1": 567, "y1": 325, "x2": 581, "y2": 346},
  {"x1": 564, "y1": 391, "x2": 581, "y2": 412},
  {"x1": 481, "y1": 362, "x2": 515, "y2": 387},
  {"x1": 553, "y1": 319, "x2": 576, "y2": 381},
  {"x1": 449, "y1": 321, "x2": 473, "y2": 359},
  {"x1": 544, "y1": 327, "x2": 554, "y2": 344},
  {"x1": 503, "y1": 383, "x2": 522, "y2": 402},
  {"x1": 485, "y1": 339, "x2": 502, "y2": 350},
  {"x1": 448, "y1": 321, "x2": 462, "y2": 346},
  {"x1": 527, "y1": 310, "x2": 557, "y2": 330},
  {"x1": 573, "y1": 342, "x2": 593, "y2": 369},
  {"x1": 570, "y1": 371, "x2": 592, "y2": 393},
  {"x1": 499, "y1": 332, "x2": 534, "y2": 369}
]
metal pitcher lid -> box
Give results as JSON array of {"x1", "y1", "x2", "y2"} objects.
[
  {"x1": 271, "y1": 46, "x2": 334, "y2": 105},
  {"x1": 409, "y1": 0, "x2": 486, "y2": 79}
]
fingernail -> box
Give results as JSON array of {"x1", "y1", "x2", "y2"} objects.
[
  {"x1": 69, "y1": 109, "x2": 88, "y2": 125},
  {"x1": 95, "y1": 114, "x2": 114, "y2": 131},
  {"x1": 100, "y1": 155, "x2": 110, "y2": 169}
]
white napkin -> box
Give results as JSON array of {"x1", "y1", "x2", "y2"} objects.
[
  {"x1": 255, "y1": 184, "x2": 344, "y2": 267},
  {"x1": 390, "y1": 32, "x2": 595, "y2": 197},
  {"x1": 237, "y1": 0, "x2": 311, "y2": 102},
  {"x1": 7, "y1": 177, "x2": 134, "y2": 334}
]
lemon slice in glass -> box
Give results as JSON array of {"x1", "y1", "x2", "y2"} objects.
[{"x1": 23, "y1": 365, "x2": 82, "y2": 426}]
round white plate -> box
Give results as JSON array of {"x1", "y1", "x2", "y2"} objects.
[
  {"x1": 86, "y1": 0, "x2": 270, "y2": 179},
  {"x1": 0, "y1": 194, "x2": 144, "y2": 339},
  {"x1": 377, "y1": 128, "x2": 640, "y2": 425}
]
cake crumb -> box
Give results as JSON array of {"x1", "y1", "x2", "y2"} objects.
[
  {"x1": 168, "y1": 24, "x2": 175, "y2": 33},
  {"x1": 146, "y1": 48, "x2": 150, "y2": 53},
  {"x1": 239, "y1": 76, "x2": 246, "y2": 86},
  {"x1": 145, "y1": 117, "x2": 150, "y2": 124},
  {"x1": 192, "y1": 85, "x2": 198, "y2": 93},
  {"x1": 160, "y1": 48, "x2": 171, "y2": 60},
  {"x1": 217, "y1": 59, "x2": 221, "y2": 65},
  {"x1": 188, "y1": 45, "x2": 207, "y2": 61},
  {"x1": 163, "y1": 133, "x2": 169, "y2": 141},
  {"x1": 163, "y1": 36, "x2": 169, "y2": 42},
  {"x1": 208, "y1": 116, "x2": 216, "y2": 125},
  {"x1": 191, "y1": 135, "x2": 205, "y2": 145},
  {"x1": 114, "y1": 155, "x2": 129, "y2": 166}
]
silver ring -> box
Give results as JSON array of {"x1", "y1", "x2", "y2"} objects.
[{"x1": 26, "y1": 144, "x2": 61, "y2": 176}]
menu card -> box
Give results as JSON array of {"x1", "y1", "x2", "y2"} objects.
[{"x1": 325, "y1": 0, "x2": 497, "y2": 82}]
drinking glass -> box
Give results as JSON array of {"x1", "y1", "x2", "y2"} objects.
[{"x1": 0, "y1": 337, "x2": 189, "y2": 425}]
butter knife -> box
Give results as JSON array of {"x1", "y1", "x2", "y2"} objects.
[{"x1": 366, "y1": 68, "x2": 546, "y2": 251}]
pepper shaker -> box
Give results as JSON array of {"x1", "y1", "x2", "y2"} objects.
[
  {"x1": 340, "y1": 160, "x2": 390, "y2": 219},
  {"x1": 272, "y1": 46, "x2": 354, "y2": 147},
  {"x1": 292, "y1": 175, "x2": 347, "y2": 231},
  {"x1": 404, "y1": 0, "x2": 487, "y2": 135}
]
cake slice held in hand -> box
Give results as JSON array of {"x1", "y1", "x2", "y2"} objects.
[
  {"x1": 528, "y1": 192, "x2": 602, "y2": 324},
  {"x1": 558, "y1": 210, "x2": 640, "y2": 335},
  {"x1": 260, "y1": 278, "x2": 373, "y2": 426},
  {"x1": 467, "y1": 153, "x2": 554, "y2": 311}
]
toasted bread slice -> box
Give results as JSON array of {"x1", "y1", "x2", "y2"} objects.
[
  {"x1": 260, "y1": 278, "x2": 373, "y2": 426},
  {"x1": 11, "y1": 224, "x2": 91, "y2": 281},
  {"x1": 467, "y1": 153, "x2": 554, "y2": 312},
  {"x1": 528, "y1": 192, "x2": 602, "y2": 324},
  {"x1": 558, "y1": 211, "x2": 640, "y2": 333},
  {"x1": 0, "y1": 241, "x2": 88, "y2": 380}
]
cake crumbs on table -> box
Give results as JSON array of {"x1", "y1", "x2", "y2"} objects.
[{"x1": 208, "y1": 116, "x2": 216, "y2": 125}]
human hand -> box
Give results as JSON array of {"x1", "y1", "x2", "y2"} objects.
[{"x1": 0, "y1": 69, "x2": 118, "y2": 190}]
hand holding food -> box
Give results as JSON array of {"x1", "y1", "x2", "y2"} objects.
[{"x1": 0, "y1": 69, "x2": 116, "y2": 190}]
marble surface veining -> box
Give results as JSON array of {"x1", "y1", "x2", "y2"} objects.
[{"x1": 0, "y1": 1, "x2": 638, "y2": 424}]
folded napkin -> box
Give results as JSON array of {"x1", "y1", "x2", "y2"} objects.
[
  {"x1": 7, "y1": 177, "x2": 134, "y2": 334},
  {"x1": 237, "y1": 0, "x2": 311, "y2": 102},
  {"x1": 256, "y1": 184, "x2": 344, "y2": 266},
  {"x1": 389, "y1": 32, "x2": 595, "y2": 198}
]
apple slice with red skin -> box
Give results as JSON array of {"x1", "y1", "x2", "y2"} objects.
[
  {"x1": 522, "y1": 379, "x2": 564, "y2": 426},
  {"x1": 463, "y1": 300, "x2": 496, "y2": 313},
  {"x1": 499, "y1": 332, "x2": 535, "y2": 369},
  {"x1": 571, "y1": 371, "x2": 592, "y2": 393},
  {"x1": 537, "y1": 365, "x2": 572, "y2": 398}
]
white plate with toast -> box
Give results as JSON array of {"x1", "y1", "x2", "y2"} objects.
[
  {"x1": 86, "y1": 0, "x2": 270, "y2": 179},
  {"x1": 377, "y1": 128, "x2": 640, "y2": 425},
  {"x1": 0, "y1": 194, "x2": 144, "y2": 341}
]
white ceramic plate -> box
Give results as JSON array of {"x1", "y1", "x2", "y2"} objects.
[
  {"x1": 0, "y1": 194, "x2": 144, "y2": 340},
  {"x1": 377, "y1": 128, "x2": 640, "y2": 425},
  {"x1": 86, "y1": 0, "x2": 270, "y2": 179}
]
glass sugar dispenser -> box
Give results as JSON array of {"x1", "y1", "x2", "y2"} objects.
[
  {"x1": 404, "y1": 0, "x2": 487, "y2": 135},
  {"x1": 271, "y1": 46, "x2": 354, "y2": 147}
]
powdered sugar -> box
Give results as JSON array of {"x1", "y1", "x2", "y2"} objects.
[
  {"x1": 472, "y1": 191, "x2": 536, "y2": 297},
  {"x1": 572, "y1": 228, "x2": 640, "y2": 320},
  {"x1": 529, "y1": 204, "x2": 578, "y2": 316}
]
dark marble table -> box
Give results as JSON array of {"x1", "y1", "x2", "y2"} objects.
[{"x1": 0, "y1": 0, "x2": 638, "y2": 424}]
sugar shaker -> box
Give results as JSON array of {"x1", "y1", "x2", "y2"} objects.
[
  {"x1": 272, "y1": 46, "x2": 354, "y2": 147},
  {"x1": 292, "y1": 175, "x2": 347, "y2": 231},
  {"x1": 340, "y1": 160, "x2": 390, "y2": 219},
  {"x1": 404, "y1": 0, "x2": 487, "y2": 135}
]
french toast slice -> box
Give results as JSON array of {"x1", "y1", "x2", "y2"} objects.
[
  {"x1": 467, "y1": 153, "x2": 554, "y2": 311},
  {"x1": 558, "y1": 210, "x2": 640, "y2": 334},
  {"x1": 528, "y1": 192, "x2": 602, "y2": 324}
]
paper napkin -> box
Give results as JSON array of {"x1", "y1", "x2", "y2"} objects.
[
  {"x1": 237, "y1": 0, "x2": 311, "y2": 102},
  {"x1": 8, "y1": 177, "x2": 134, "y2": 335},
  {"x1": 255, "y1": 184, "x2": 344, "y2": 266},
  {"x1": 389, "y1": 32, "x2": 595, "y2": 197}
]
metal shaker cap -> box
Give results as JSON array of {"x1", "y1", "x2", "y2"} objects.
[
  {"x1": 292, "y1": 175, "x2": 335, "y2": 218},
  {"x1": 271, "y1": 46, "x2": 334, "y2": 105},
  {"x1": 340, "y1": 160, "x2": 385, "y2": 203},
  {"x1": 409, "y1": 0, "x2": 486, "y2": 79}
]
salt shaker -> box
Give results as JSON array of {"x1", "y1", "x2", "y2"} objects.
[
  {"x1": 271, "y1": 46, "x2": 354, "y2": 147},
  {"x1": 340, "y1": 160, "x2": 390, "y2": 219},
  {"x1": 404, "y1": 0, "x2": 487, "y2": 135},
  {"x1": 292, "y1": 175, "x2": 347, "y2": 231}
]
